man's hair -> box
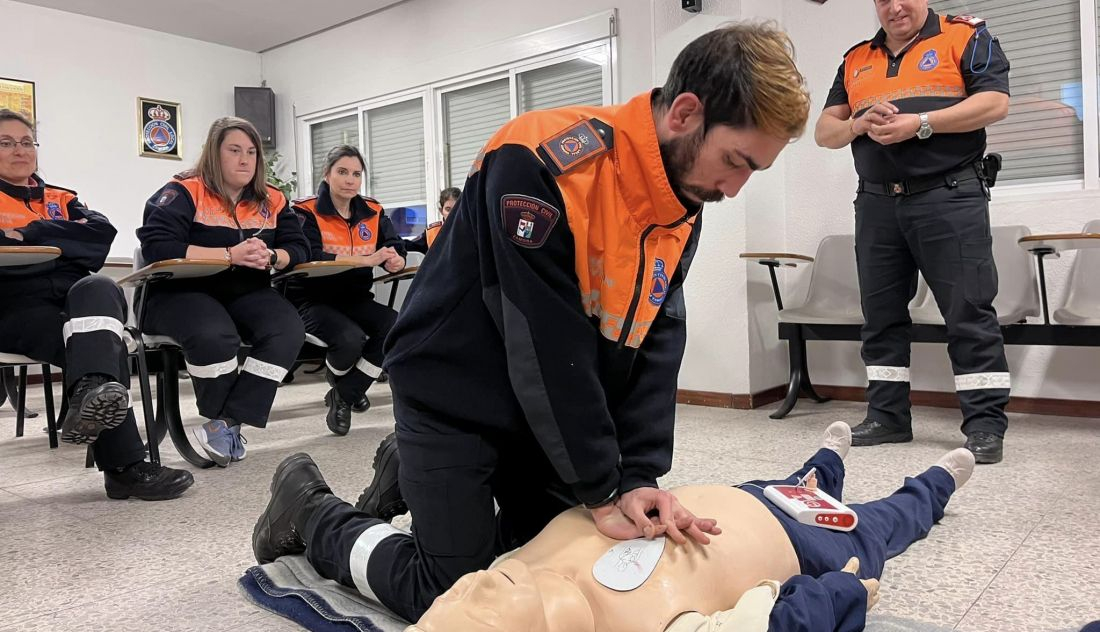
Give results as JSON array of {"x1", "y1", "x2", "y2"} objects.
[
  {"x1": 658, "y1": 22, "x2": 810, "y2": 139},
  {"x1": 182, "y1": 116, "x2": 269, "y2": 205},
  {"x1": 0, "y1": 109, "x2": 35, "y2": 135},
  {"x1": 438, "y1": 187, "x2": 461, "y2": 209}
]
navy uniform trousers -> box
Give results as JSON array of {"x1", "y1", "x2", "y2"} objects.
[
  {"x1": 297, "y1": 295, "x2": 396, "y2": 403},
  {"x1": 855, "y1": 176, "x2": 1010, "y2": 437},
  {"x1": 0, "y1": 275, "x2": 146, "y2": 469},
  {"x1": 299, "y1": 395, "x2": 578, "y2": 622}
]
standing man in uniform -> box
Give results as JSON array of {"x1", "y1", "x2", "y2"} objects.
[
  {"x1": 253, "y1": 23, "x2": 812, "y2": 624},
  {"x1": 815, "y1": 0, "x2": 1011, "y2": 464}
]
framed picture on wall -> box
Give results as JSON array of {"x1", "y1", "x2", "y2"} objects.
[
  {"x1": 0, "y1": 77, "x2": 36, "y2": 123},
  {"x1": 137, "y1": 97, "x2": 182, "y2": 160}
]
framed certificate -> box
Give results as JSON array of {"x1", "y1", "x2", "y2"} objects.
[
  {"x1": 0, "y1": 77, "x2": 36, "y2": 123},
  {"x1": 137, "y1": 97, "x2": 182, "y2": 160}
]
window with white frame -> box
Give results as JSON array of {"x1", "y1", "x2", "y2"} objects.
[
  {"x1": 299, "y1": 39, "x2": 614, "y2": 227},
  {"x1": 309, "y1": 114, "x2": 359, "y2": 192},
  {"x1": 930, "y1": 0, "x2": 1085, "y2": 183}
]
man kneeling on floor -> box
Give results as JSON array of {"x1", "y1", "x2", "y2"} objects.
[{"x1": 252, "y1": 422, "x2": 975, "y2": 632}]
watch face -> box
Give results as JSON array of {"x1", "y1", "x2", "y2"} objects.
[{"x1": 917, "y1": 126, "x2": 932, "y2": 140}]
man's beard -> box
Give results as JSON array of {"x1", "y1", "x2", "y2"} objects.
[{"x1": 659, "y1": 130, "x2": 723, "y2": 204}]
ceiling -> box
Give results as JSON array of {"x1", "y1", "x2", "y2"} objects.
[{"x1": 11, "y1": 0, "x2": 408, "y2": 52}]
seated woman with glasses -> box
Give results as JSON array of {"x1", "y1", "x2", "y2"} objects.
[
  {"x1": 0, "y1": 109, "x2": 192, "y2": 499},
  {"x1": 289, "y1": 145, "x2": 406, "y2": 435},
  {"x1": 137, "y1": 117, "x2": 309, "y2": 467},
  {"x1": 406, "y1": 187, "x2": 459, "y2": 254}
]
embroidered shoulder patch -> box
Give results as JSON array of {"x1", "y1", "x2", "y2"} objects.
[
  {"x1": 501, "y1": 194, "x2": 560, "y2": 249},
  {"x1": 949, "y1": 14, "x2": 985, "y2": 27},
  {"x1": 154, "y1": 188, "x2": 179, "y2": 207},
  {"x1": 539, "y1": 119, "x2": 610, "y2": 173}
]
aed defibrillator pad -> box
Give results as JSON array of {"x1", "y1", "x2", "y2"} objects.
[{"x1": 592, "y1": 536, "x2": 666, "y2": 592}]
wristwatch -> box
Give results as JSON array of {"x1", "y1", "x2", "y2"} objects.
[
  {"x1": 583, "y1": 488, "x2": 619, "y2": 510},
  {"x1": 916, "y1": 112, "x2": 934, "y2": 140},
  {"x1": 268, "y1": 250, "x2": 278, "y2": 269}
]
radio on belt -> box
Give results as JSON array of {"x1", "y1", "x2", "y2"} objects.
[{"x1": 764, "y1": 473, "x2": 858, "y2": 532}]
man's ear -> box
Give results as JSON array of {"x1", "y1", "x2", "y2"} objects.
[{"x1": 665, "y1": 92, "x2": 705, "y2": 135}]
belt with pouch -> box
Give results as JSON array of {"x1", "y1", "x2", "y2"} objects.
[{"x1": 858, "y1": 162, "x2": 983, "y2": 197}]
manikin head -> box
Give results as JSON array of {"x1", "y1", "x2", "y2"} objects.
[{"x1": 406, "y1": 559, "x2": 594, "y2": 632}]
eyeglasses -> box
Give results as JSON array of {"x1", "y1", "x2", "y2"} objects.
[{"x1": 0, "y1": 140, "x2": 39, "y2": 151}]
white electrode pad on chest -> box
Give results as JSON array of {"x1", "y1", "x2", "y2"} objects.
[{"x1": 592, "y1": 536, "x2": 666, "y2": 591}]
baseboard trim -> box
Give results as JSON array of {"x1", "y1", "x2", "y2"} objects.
[{"x1": 679, "y1": 385, "x2": 1100, "y2": 418}]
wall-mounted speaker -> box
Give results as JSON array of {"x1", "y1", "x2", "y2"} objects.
[{"x1": 234, "y1": 86, "x2": 276, "y2": 150}]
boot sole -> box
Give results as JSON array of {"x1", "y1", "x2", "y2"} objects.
[
  {"x1": 972, "y1": 450, "x2": 1003, "y2": 464},
  {"x1": 252, "y1": 453, "x2": 315, "y2": 563},
  {"x1": 354, "y1": 436, "x2": 407, "y2": 521},
  {"x1": 61, "y1": 384, "x2": 130, "y2": 445},
  {"x1": 851, "y1": 432, "x2": 913, "y2": 447},
  {"x1": 106, "y1": 473, "x2": 195, "y2": 501}
]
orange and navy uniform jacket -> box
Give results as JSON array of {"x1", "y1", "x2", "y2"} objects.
[
  {"x1": 383, "y1": 91, "x2": 703, "y2": 506},
  {"x1": 405, "y1": 221, "x2": 442, "y2": 254},
  {"x1": 288, "y1": 180, "x2": 406, "y2": 297},
  {"x1": 138, "y1": 174, "x2": 309, "y2": 295},
  {"x1": 825, "y1": 9, "x2": 1010, "y2": 181},
  {"x1": 0, "y1": 174, "x2": 116, "y2": 296}
]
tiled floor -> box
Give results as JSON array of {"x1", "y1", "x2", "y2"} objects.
[{"x1": 1, "y1": 373, "x2": 1097, "y2": 631}]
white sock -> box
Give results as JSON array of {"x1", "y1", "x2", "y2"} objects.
[
  {"x1": 934, "y1": 448, "x2": 976, "y2": 489},
  {"x1": 822, "y1": 421, "x2": 852, "y2": 460}
]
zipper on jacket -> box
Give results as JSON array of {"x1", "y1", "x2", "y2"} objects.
[{"x1": 617, "y1": 212, "x2": 694, "y2": 348}]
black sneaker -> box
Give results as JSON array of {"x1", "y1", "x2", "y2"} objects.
[
  {"x1": 964, "y1": 432, "x2": 1004, "y2": 464},
  {"x1": 104, "y1": 461, "x2": 194, "y2": 501},
  {"x1": 253, "y1": 453, "x2": 333, "y2": 564},
  {"x1": 61, "y1": 376, "x2": 130, "y2": 445},
  {"x1": 354, "y1": 432, "x2": 407, "y2": 521},
  {"x1": 324, "y1": 388, "x2": 352, "y2": 436},
  {"x1": 850, "y1": 419, "x2": 913, "y2": 446}
]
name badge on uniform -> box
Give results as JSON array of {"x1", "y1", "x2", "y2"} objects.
[{"x1": 592, "y1": 536, "x2": 666, "y2": 592}]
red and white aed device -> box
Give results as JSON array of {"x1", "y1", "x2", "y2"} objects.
[{"x1": 764, "y1": 470, "x2": 858, "y2": 532}]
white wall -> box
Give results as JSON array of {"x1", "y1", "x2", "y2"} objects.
[{"x1": 0, "y1": 0, "x2": 260, "y2": 257}]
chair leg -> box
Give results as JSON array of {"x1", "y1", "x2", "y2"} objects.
[
  {"x1": 153, "y1": 373, "x2": 169, "y2": 447},
  {"x1": 162, "y1": 352, "x2": 214, "y2": 468},
  {"x1": 771, "y1": 330, "x2": 805, "y2": 420},
  {"x1": 133, "y1": 341, "x2": 160, "y2": 465},
  {"x1": 15, "y1": 365, "x2": 27, "y2": 437},
  {"x1": 42, "y1": 365, "x2": 58, "y2": 449},
  {"x1": 85, "y1": 445, "x2": 95, "y2": 469},
  {"x1": 798, "y1": 343, "x2": 831, "y2": 404}
]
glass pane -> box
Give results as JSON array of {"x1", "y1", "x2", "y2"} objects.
[
  {"x1": 442, "y1": 78, "x2": 510, "y2": 187},
  {"x1": 518, "y1": 56, "x2": 606, "y2": 113},
  {"x1": 387, "y1": 204, "x2": 427, "y2": 239},
  {"x1": 929, "y1": 1, "x2": 1083, "y2": 183},
  {"x1": 366, "y1": 99, "x2": 425, "y2": 206},
  {"x1": 310, "y1": 115, "x2": 359, "y2": 191}
]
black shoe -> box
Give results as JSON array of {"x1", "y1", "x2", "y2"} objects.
[
  {"x1": 61, "y1": 376, "x2": 130, "y2": 445},
  {"x1": 351, "y1": 394, "x2": 371, "y2": 414},
  {"x1": 104, "y1": 461, "x2": 194, "y2": 501},
  {"x1": 375, "y1": 371, "x2": 388, "y2": 384},
  {"x1": 324, "y1": 389, "x2": 352, "y2": 436},
  {"x1": 354, "y1": 432, "x2": 407, "y2": 522},
  {"x1": 850, "y1": 419, "x2": 913, "y2": 446},
  {"x1": 253, "y1": 453, "x2": 333, "y2": 564},
  {"x1": 964, "y1": 432, "x2": 1003, "y2": 464}
]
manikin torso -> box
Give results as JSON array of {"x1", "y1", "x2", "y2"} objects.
[{"x1": 507, "y1": 485, "x2": 800, "y2": 631}]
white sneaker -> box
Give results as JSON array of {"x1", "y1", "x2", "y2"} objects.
[
  {"x1": 935, "y1": 448, "x2": 976, "y2": 489},
  {"x1": 822, "y1": 421, "x2": 852, "y2": 460}
]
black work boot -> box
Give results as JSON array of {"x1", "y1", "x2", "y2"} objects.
[
  {"x1": 351, "y1": 394, "x2": 371, "y2": 414},
  {"x1": 324, "y1": 388, "x2": 353, "y2": 436},
  {"x1": 104, "y1": 462, "x2": 194, "y2": 501},
  {"x1": 964, "y1": 431, "x2": 1004, "y2": 464},
  {"x1": 850, "y1": 419, "x2": 913, "y2": 447},
  {"x1": 252, "y1": 453, "x2": 334, "y2": 564},
  {"x1": 354, "y1": 432, "x2": 407, "y2": 522},
  {"x1": 61, "y1": 375, "x2": 130, "y2": 445}
]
